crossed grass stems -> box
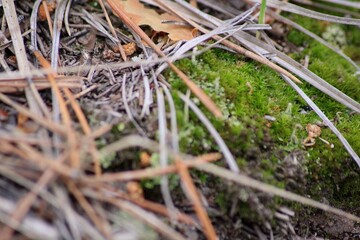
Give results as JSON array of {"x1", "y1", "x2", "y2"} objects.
[{"x1": 0, "y1": 0, "x2": 359, "y2": 239}]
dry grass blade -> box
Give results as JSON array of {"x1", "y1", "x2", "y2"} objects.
[
  {"x1": 67, "y1": 182, "x2": 110, "y2": 238},
  {"x1": 196, "y1": 163, "x2": 360, "y2": 223},
  {"x1": 319, "y1": 0, "x2": 360, "y2": 9},
  {"x1": 267, "y1": 10, "x2": 359, "y2": 71},
  {"x1": 179, "y1": 93, "x2": 239, "y2": 172},
  {"x1": 153, "y1": 0, "x2": 302, "y2": 84},
  {"x1": 175, "y1": 160, "x2": 217, "y2": 240},
  {"x1": 155, "y1": 86, "x2": 177, "y2": 220},
  {"x1": 2, "y1": 0, "x2": 30, "y2": 72},
  {"x1": 0, "y1": 156, "x2": 66, "y2": 239},
  {"x1": 106, "y1": 0, "x2": 223, "y2": 118},
  {"x1": 161, "y1": 83, "x2": 180, "y2": 152},
  {"x1": 82, "y1": 151, "x2": 222, "y2": 183},
  {"x1": 250, "y1": 0, "x2": 360, "y2": 25},
  {"x1": 3, "y1": 0, "x2": 42, "y2": 114},
  {"x1": 64, "y1": 0, "x2": 73, "y2": 36},
  {"x1": 33, "y1": 50, "x2": 80, "y2": 168},
  {"x1": 102, "y1": 186, "x2": 197, "y2": 225},
  {"x1": 85, "y1": 191, "x2": 187, "y2": 240},
  {"x1": 292, "y1": 0, "x2": 360, "y2": 18},
  {"x1": 0, "y1": 92, "x2": 66, "y2": 134}
]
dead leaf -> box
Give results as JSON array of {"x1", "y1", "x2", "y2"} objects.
[
  {"x1": 123, "y1": 42, "x2": 137, "y2": 56},
  {"x1": 111, "y1": 0, "x2": 194, "y2": 41},
  {"x1": 140, "y1": 151, "x2": 151, "y2": 168},
  {"x1": 38, "y1": 0, "x2": 56, "y2": 21},
  {"x1": 17, "y1": 112, "x2": 38, "y2": 133},
  {"x1": 126, "y1": 181, "x2": 144, "y2": 199}
]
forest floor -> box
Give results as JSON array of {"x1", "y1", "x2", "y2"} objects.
[{"x1": 0, "y1": 0, "x2": 359, "y2": 239}]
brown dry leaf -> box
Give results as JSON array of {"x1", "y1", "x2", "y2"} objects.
[
  {"x1": 17, "y1": 112, "x2": 38, "y2": 133},
  {"x1": 123, "y1": 42, "x2": 137, "y2": 56},
  {"x1": 17, "y1": 112, "x2": 28, "y2": 127},
  {"x1": 112, "y1": 0, "x2": 194, "y2": 41},
  {"x1": 140, "y1": 151, "x2": 151, "y2": 168},
  {"x1": 38, "y1": 0, "x2": 57, "y2": 21},
  {"x1": 126, "y1": 181, "x2": 144, "y2": 199}
]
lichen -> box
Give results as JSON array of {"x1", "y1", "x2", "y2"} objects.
[{"x1": 322, "y1": 25, "x2": 347, "y2": 49}]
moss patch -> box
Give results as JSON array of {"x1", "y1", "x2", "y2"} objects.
[{"x1": 165, "y1": 19, "x2": 360, "y2": 231}]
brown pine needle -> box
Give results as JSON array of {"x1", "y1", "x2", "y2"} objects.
[
  {"x1": 153, "y1": 0, "x2": 302, "y2": 84},
  {"x1": 42, "y1": 1, "x2": 54, "y2": 37},
  {"x1": 63, "y1": 89, "x2": 92, "y2": 135},
  {"x1": 0, "y1": 92, "x2": 66, "y2": 135},
  {"x1": 175, "y1": 160, "x2": 217, "y2": 240},
  {"x1": 81, "y1": 152, "x2": 222, "y2": 183},
  {"x1": 33, "y1": 50, "x2": 101, "y2": 174},
  {"x1": 102, "y1": 186, "x2": 197, "y2": 226},
  {"x1": 33, "y1": 50, "x2": 80, "y2": 168},
  {"x1": 67, "y1": 182, "x2": 110, "y2": 238},
  {"x1": 97, "y1": 0, "x2": 128, "y2": 61},
  {"x1": 0, "y1": 155, "x2": 67, "y2": 239},
  {"x1": 105, "y1": 0, "x2": 223, "y2": 118},
  {"x1": 85, "y1": 191, "x2": 187, "y2": 240}
]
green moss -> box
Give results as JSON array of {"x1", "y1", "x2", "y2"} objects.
[{"x1": 165, "y1": 23, "x2": 360, "y2": 222}]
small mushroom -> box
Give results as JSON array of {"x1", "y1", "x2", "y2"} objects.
[{"x1": 303, "y1": 124, "x2": 321, "y2": 147}]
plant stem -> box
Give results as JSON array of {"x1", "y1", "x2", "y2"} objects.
[{"x1": 257, "y1": 0, "x2": 267, "y2": 39}]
